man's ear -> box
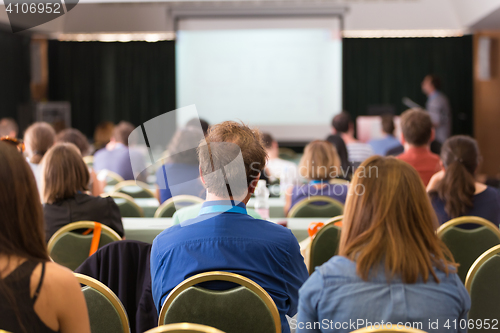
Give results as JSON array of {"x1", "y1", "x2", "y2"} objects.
[
  {"x1": 429, "y1": 128, "x2": 435, "y2": 144},
  {"x1": 248, "y1": 173, "x2": 261, "y2": 195},
  {"x1": 199, "y1": 166, "x2": 206, "y2": 185}
]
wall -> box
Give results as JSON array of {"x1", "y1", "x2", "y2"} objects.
[{"x1": 474, "y1": 31, "x2": 500, "y2": 176}]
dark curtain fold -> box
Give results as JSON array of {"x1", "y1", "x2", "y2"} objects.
[
  {"x1": 0, "y1": 29, "x2": 31, "y2": 119},
  {"x1": 48, "y1": 40, "x2": 176, "y2": 137},
  {"x1": 343, "y1": 36, "x2": 473, "y2": 136}
]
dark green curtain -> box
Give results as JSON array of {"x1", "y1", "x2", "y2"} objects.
[
  {"x1": 0, "y1": 29, "x2": 31, "y2": 120},
  {"x1": 48, "y1": 40, "x2": 176, "y2": 137},
  {"x1": 343, "y1": 36, "x2": 473, "y2": 136}
]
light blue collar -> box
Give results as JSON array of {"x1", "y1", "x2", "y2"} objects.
[{"x1": 198, "y1": 200, "x2": 247, "y2": 216}]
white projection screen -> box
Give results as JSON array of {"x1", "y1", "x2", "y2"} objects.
[{"x1": 176, "y1": 17, "x2": 343, "y2": 142}]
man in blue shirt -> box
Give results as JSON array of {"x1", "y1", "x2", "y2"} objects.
[
  {"x1": 151, "y1": 121, "x2": 308, "y2": 333},
  {"x1": 368, "y1": 114, "x2": 402, "y2": 156}
]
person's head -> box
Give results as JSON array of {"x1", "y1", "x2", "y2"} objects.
[
  {"x1": 56, "y1": 128, "x2": 90, "y2": 156},
  {"x1": 23, "y1": 122, "x2": 56, "y2": 164},
  {"x1": 186, "y1": 118, "x2": 210, "y2": 136},
  {"x1": 166, "y1": 126, "x2": 205, "y2": 165},
  {"x1": 261, "y1": 132, "x2": 279, "y2": 159},
  {"x1": 422, "y1": 74, "x2": 442, "y2": 95},
  {"x1": 299, "y1": 140, "x2": 341, "y2": 181},
  {"x1": 40, "y1": 143, "x2": 89, "y2": 204},
  {"x1": 112, "y1": 121, "x2": 134, "y2": 146},
  {"x1": 400, "y1": 109, "x2": 434, "y2": 147},
  {"x1": 94, "y1": 121, "x2": 114, "y2": 149},
  {"x1": 0, "y1": 118, "x2": 18, "y2": 138},
  {"x1": 198, "y1": 121, "x2": 267, "y2": 200},
  {"x1": 0, "y1": 141, "x2": 48, "y2": 260},
  {"x1": 381, "y1": 114, "x2": 395, "y2": 136},
  {"x1": 331, "y1": 112, "x2": 352, "y2": 135},
  {"x1": 432, "y1": 136, "x2": 481, "y2": 219},
  {"x1": 339, "y1": 156, "x2": 455, "y2": 283}
]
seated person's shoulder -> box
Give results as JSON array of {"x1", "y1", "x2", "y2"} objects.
[{"x1": 41, "y1": 262, "x2": 82, "y2": 297}]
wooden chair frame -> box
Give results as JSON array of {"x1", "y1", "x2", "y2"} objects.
[
  {"x1": 102, "y1": 192, "x2": 145, "y2": 217},
  {"x1": 75, "y1": 273, "x2": 130, "y2": 333},
  {"x1": 112, "y1": 180, "x2": 156, "y2": 198},
  {"x1": 287, "y1": 195, "x2": 344, "y2": 218},
  {"x1": 47, "y1": 221, "x2": 122, "y2": 254},
  {"x1": 154, "y1": 195, "x2": 204, "y2": 218},
  {"x1": 158, "y1": 271, "x2": 281, "y2": 333},
  {"x1": 465, "y1": 244, "x2": 500, "y2": 292},
  {"x1": 350, "y1": 327, "x2": 428, "y2": 333},
  {"x1": 308, "y1": 215, "x2": 343, "y2": 275},
  {"x1": 437, "y1": 216, "x2": 500, "y2": 238},
  {"x1": 145, "y1": 323, "x2": 225, "y2": 333},
  {"x1": 97, "y1": 169, "x2": 125, "y2": 186}
]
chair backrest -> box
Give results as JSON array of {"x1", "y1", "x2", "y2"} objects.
[
  {"x1": 465, "y1": 244, "x2": 500, "y2": 332},
  {"x1": 112, "y1": 180, "x2": 156, "y2": 199},
  {"x1": 350, "y1": 327, "x2": 429, "y2": 333},
  {"x1": 75, "y1": 273, "x2": 130, "y2": 333},
  {"x1": 98, "y1": 169, "x2": 125, "y2": 186},
  {"x1": 278, "y1": 147, "x2": 296, "y2": 161},
  {"x1": 309, "y1": 217, "x2": 342, "y2": 275},
  {"x1": 104, "y1": 192, "x2": 144, "y2": 217},
  {"x1": 437, "y1": 216, "x2": 500, "y2": 282},
  {"x1": 155, "y1": 195, "x2": 205, "y2": 218},
  {"x1": 145, "y1": 323, "x2": 225, "y2": 333},
  {"x1": 48, "y1": 221, "x2": 122, "y2": 271},
  {"x1": 83, "y1": 155, "x2": 94, "y2": 168},
  {"x1": 287, "y1": 196, "x2": 344, "y2": 218},
  {"x1": 159, "y1": 271, "x2": 280, "y2": 333},
  {"x1": 329, "y1": 178, "x2": 350, "y2": 185}
]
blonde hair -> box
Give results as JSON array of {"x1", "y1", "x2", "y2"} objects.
[
  {"x1": 339, "y1": 156, "x2": 456, "y2": 283},
  {"x1": 41, "y1": 143, "x2": 89, "y2": 204},
  {"x1": 24, "y1": 122, "x2": 56, "y2": 164},
  {"x1": 299, "y1": 140, "x2": 341, "y2": 180}
]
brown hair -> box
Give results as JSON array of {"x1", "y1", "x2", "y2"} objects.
[
  {"x1": 400, "y1": 109, "x2": 433, "y2": 146},
  {"x1": 56, "y1": 128, "x2": 90, "y2": 156},
  {"x1": 112, "y1": 121, "x2": 134, "y2": 146},
  {"x1": 0, "y1": 118, "x2": 18, "y2": 138},
  {"x1": 381, "y1": 114, "x2": 395, "y2": 135},
  {"x1": 167, "y1": 127, "x2": 204, "y2": 165},
  {"x1": 426, "y1": 74, "x2": 442, "y2": 90},
  {"x1": 430, "y1": 136, "x2": 479, "y2": 218},
  {"x1": 41, "y1": 143, "x2": 89, "y2": 204},
  {"x1": 94, "y1": 121, "x2": 114, "y2": 150},
  {"x1": 23, "y1": 122, "x2": 56, "y2": 164},
  {"x1": 339, "y1": 156, "x2": 456, "y2": 283},
  {"x1": 0, "y1": 142, "x2": 49, "y2": 331},
  {"x1": 261, "y1": 133, "x2": 274, "y2": 149},
  {"x1": 299, "y1": 140, "x2": 341, "y2": 180},
  {"x1": 331, "y1": 112, "x2": 351, "y2": 133},
  {"x1": 198, "y1": 121, "x2": 267, "y2": 198}
]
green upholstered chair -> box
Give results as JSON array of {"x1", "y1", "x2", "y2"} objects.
[
  {"x1": 158, "y1": 272, "x2": 280, "y2": 333},
  {"x1": 97, "y1": 169, "x2": 125, "y2": 186},
  {"x1": 112, "y1": 180, "x2": 156, "y2": 199},
  {"x1": 350, "y1": 327, "x2": 429, "y2": 333},
  {"x1": 154, "y1": 195, "x2": 204, "y2": 218},
  {"x1": 287, "y1": 196, "x2": 344, "y2": 218},
  {"x1": 145, "y1": 323, "x2": 225, "y2": 333},
  {"x1": 309, "y1": 216, "x2": 342, "y2": 275},
  {"x1": 75, "y1": 274, "x2": 130, "y2": 333},
  {"x1": 48, "y1": 221, "x2": 122, "y2": 271},
  {"x1": 437, "y1": 216, "x2": 500, "y2": 283},
  {"x1": 103, "y1": 192, "x2": 144, "y2": 218},
  {"x1": 465, "y1": 244, "x2": 500, "y2": 332}
]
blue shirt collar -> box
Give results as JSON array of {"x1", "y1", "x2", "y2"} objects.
[{"x1": 199, "y1": 200, "x2": 247, "y2": 216}]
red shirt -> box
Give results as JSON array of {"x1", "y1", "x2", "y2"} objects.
[{"x1": 396, "y1": 147, "x2": 441, "y2": 186}]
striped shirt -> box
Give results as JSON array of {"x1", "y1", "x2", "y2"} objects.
[{"x1": 346, "y1": 142, "x2": 375, "y2": 163}]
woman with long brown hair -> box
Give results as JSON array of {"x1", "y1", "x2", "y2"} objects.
[
  {"x1": 427, "y1": 135, "x2": 500, "y2": 228},
  {"x1": 0, "y1": 142, "x2": 90, "y2": 333},
  {"x1": 296, "y1": 156, "x2": 469, "y2": 333}
]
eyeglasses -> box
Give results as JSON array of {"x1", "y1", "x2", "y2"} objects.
[{"x1": 0, "y1": 136, "x2": 25, "y2": 153}]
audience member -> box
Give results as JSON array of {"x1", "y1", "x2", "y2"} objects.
[
  {"x1": 326, "y1": 117, "x2": 349, "y2": 172},
  {"x1": 56, "y1": 128, "x2": 104, "y2": 196},
  {"x1": 396, "y1": 109, "x2": 440, "y2": 186},
  {"x1": 284, "y1": 140, "x2": 348, "y2": 215},
  {"x1": 24, "y1": 122, "x2": 56, "y2": 191},
  {"x1": 93, "y1": 121, "x2": 145, "y2": 181},
  {"x1": 151, "y1": 121, "x2": 308, "y2": 333},
  {"x1": 92, "y1": 121, "x2": 114, "y2": 153},
  {"x1": 428, "y1": 136, "x2": 500, "y2": 228},
  {"x1": 41, "y1": 143, "x2": 124, "y2": 241},
  {"x1": 422, "y1": 74, "x2": 451, "y2": 144},
  {"x1": 261, "y1": 133, "x2": 299, "y2": 185},
  {"x1": 186, "y1": 117, "x2": 210, "y2": 136},
  {"x1": 0, "y1": 117, "x2": 18, "y2": 138},
  {"x1": 368, "y1": 114, "x2": 403, "y2": 155},
  {"x1": 156, "y1": 126, "x2": 206, "y2": 203},
  {"x1": 297, "y1": 156, "x2": 470, "y2": 333},
  {"x1": 332, "y1": 112, "x2": 374, "y2": 167},
  {"x1": 0, "y1": 141, "x2": 91, "y2": 333}
]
